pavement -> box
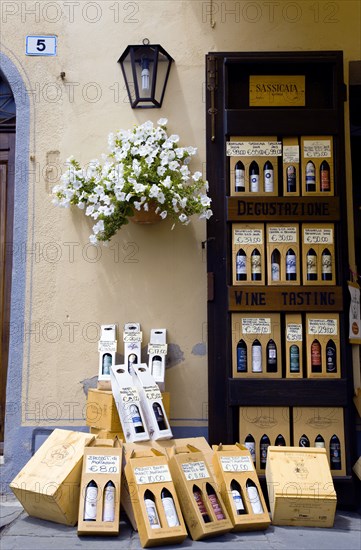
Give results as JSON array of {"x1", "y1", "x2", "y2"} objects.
[{"x1": 1, "y1": 494, "x2": 360, "y2": 550}]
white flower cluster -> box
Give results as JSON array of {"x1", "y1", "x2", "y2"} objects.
[{"x1": 53, "y1": 118, "x2": 212, "y2": 243}]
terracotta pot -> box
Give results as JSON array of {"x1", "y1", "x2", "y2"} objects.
[{"x1": 129, "y1": 202, "x2": 162, "y2": 225}]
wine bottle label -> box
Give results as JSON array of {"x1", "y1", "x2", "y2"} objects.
[
  {"x1": 290, "y1": 345, "x2": 300, "y2": 372},
  {"x1": 307, "y1": 255, "x2": 317, "y2": 275},
  {"x1": 236, "y1": 255, "x2": 247, "y2": 275},
  {"x1": 311, "y1": 342, "x2": 321, "y2": 367},
  {"x1": 286, "y1": 254, "x2": 296, "y2": 274},
  {"x1": 235, "y1": 169, "x2": 245, "y2": 189},
  {"x1": 151, "y1": 359, "x2": 163, "y2": 378},
  {"x1": 246, "y1": 486, "x2": 263, "y2": 515},
  {"x1": 237, "y1": 347, "x2": 247, "y2": 372},
  {"x1": 314, "y1": 440, "x2": 325, "y2": 448},
  {"x1": 264, "y1": 169, "x2": 273, "y2": 192},
  {"x1": 320, "y1": 169, "x2": 330, "y2": 191},
  {"x1": 103, "y1": 485, "x2": 115, "y2": 522},
  {"x1": 326, "y1": 347, "x2": 336, "y2": 372},
  {"x1": 322, "y1": 254, "x2": 332, "y2": 274},
  {"x1": 287, "y1": 166, "x2": 296, "y2": 191},
  {"x1": 306, "y1": 162, "x2": 316, "y2": 183},
  {"x1": 250, "y1": 174, "x2": 259, "y2": 193},
  {"x1": 252, "y1": 346, "x2": 262, "y2": 372},
  {"x1": 244, "y1": 442, "x2": 256, "y2": 463},
  {"x1": 251, "y1": 255, "x2": 261, "y2": 274},
  {"x1": 193, "y1": 491, "x2": 209, "y2": 517},
  {"x1": 131, "y1": 412, "x2": 143, "y2": 429},
  {"x1": 271, "y1": 262, "x2": 280, "y2": 281},
  {"x1": 260, "y1": 443, "x2": 269, "y2": 463},
  {"x1": 145, "y1": 499, "x2": 161, "y2": 529},
  {"x1": 84, "y1": 486, "x2": 98, "y2": 521},
  {"x1": 162, "y1": 497, "x2": 180, "y2": 527},
  {"x1": 299, "y1": 435, "x2": 309, "y2": 447},
  {"x1": 232, "y1": 490, "x2": 245, "y2": 513},
  {"x1": 268, "y1": 348, "x2": 276, "y2": 360},
  {"x1": 207, "y1": 492, "x2": 226, "y2": 520},
  {"x1": 330, "y1": 443, "x2": 341, "y2": 467}
]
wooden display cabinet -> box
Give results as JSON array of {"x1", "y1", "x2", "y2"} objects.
[{"x1": 206, "y1": 51, "x2": 357, "y2": 507}]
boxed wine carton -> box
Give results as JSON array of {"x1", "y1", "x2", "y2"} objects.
[
  {"x1": 266, "y1": 224, "x2": 300, "y2": 285},
  {"x1": 212, "y1": 443, "x2": 270, "y2": 531},
  {"x1": 148, "y1": 328, "x2": 167, "y2": 391},
  {"x1": 110, "y1": 363, "x2": 150, "y2": 443},
  {"x1": 10, "y1": 429, "x2": 94, "y2": 525},
  {"x1": 300, "y1": 136, "x2": 334, "y2": 196},
  {"x1": 266, "y1": 445, "x2": 337, "y2": 527},
  {"x1": 98, "y1": 324, "x2": 117, "y2": 390},
  {"x1": 232, "y1": 223, "x2": 265, "y2": 285},
  {"x1": 301, "y1": 223, "x2": 336, "y2": 285},
  {"x1": 124, "y1": 448, "x2": 187, "y2": 547},
  {"x1": 86, "y1": 388, "x2": 123, "y2": 432},
  {"x1": 132, "y1": 363, "x2": 172, "y2": 441},
  {"x1": 77, "y1": 438, "x2": 122, "y2": 535},
  {"x1": 90, "y1": 427, "x2": 124, "y2": 440},
  {"x1": 305, "y1": 313, "x2": 341, "y2": 379},
  {"x1": 168, "y1": 444, "x2": 233, "y2": 540},
  {"x1": 282, "y1": 137, "x2": 300, "y2": 196},
  {"x1": 285, "y1": 314, "x2": 303, "y2": 378},
  {"x1": 123, "y1": 322, "x2": 142, "y2": 369}
]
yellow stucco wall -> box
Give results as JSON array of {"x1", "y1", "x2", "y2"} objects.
[{"x1": 1, "y1": 0, "x2": 360, "y2": 431}]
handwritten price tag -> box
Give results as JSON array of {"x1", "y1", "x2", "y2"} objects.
[
  {"x1": 123, "y1": 331, "x2": 142, "y2": 343},
  {"x1": 242, "y1": 318, "x2": 271, "y2": 334},
  {"x1": 308, "y1": 318, "x2": 338, "y2": 336},
  {"x1": 182, "y1": 461, "x2": 210, "y2": 481},
  {"x1": 134, "y1": 465, "x2": 172, "y2": 484},
  {"x1": 86, "y1": 455, "x2": 120, "y2": 474},
  {"x1": 143, "y1": 385, "x2": 162, "y2": 401},
  {"x1": 148, "y1": 344, "x2": 168, "y2": 355},
  {"x1": 226, "y1": 141, "x2": 282, "y2": 157},
  {"x1": 268, "y1": 226, "x2": 297, "y2": 243},
  {"x1": 234, "y1": 229, "x2": 263, "y2": 246},
  {"x1": 286, "y1": 323, "x2": 303, "y2": 342},
  {"x1": 303, "y1": 140, "x2": 331, "y2": 158},
  {"x1": 283, "y1": 145, "x2": 299, "y2": 164},
  {"x1": 304, "y1": 228, "x2": 333, "y2": 245},
  {"x1": 119, "y1": 387, "x2": 140, "y2": 403},
  {"x1": 220, "y1": 455, "x2": 254, "y2": 472}
]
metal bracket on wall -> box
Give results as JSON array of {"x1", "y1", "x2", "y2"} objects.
[{"x1": 207, "y1": 56, "x2": 218, "y2": 142}]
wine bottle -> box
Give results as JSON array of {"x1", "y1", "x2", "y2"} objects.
[
  {"x1": 230, "y1": 479, "x2": 247, "y2": 515},
  {"x1": 102, "y1": 353, "x2": 112, "y2": 375},
  {"x1": 314, "y1": 434, "x2": 325, "y2": 448},
  {"x1": 299, "y1": 434, "x2": 310, "y2": 447},
  {"x1": 251, "y1": 339, "x2": 262, "y2": 373},
  {"x1": 320, "y1": 160, "x2": 330, "y2": 192},
  {"x1": 193, "y1": 485, "x2": 211, "y2": 523},
  {"x1": 325, "y1": 339, "x2": 337, "y2": 373},
  {"x1": 321, "y1": 248, "x2": 332, "y2": 281},
  {"x1": 305, "y1": 160, "x2": 316, "y2": 192},
  {"x1": 311, "y1": 339, "x2": 322, "y2": 373},
  {"x1": 128, "y1": 353, "x2": 137, "y2": 373},
  {"x1": 330, "y1": 434, "x2": 341, "y2": 470},
  {"x1": 151, "y1": 355, "x2": 162, "y2": 378},
  {"x1": 286, "y1": 165, "x2": 297, "y2": 193},
  {"x1": 251, "y1": 249, "x2": 261, "y2": 281},
  {"x1": 236, "y1": 339, "x2": 247, "y2": 373},
  {"x1": 266, "y1": 339, "x2": 277, "y2": 373},
  {"x1": 260, "y1": 434, "x2": 270, "y2": 469},
  {"x1": 249, "y1": 161, "x2": 259, "y2": 193},
  {"x1": 102, "y1": 480, "x2": 115, "y2": 522},
  {"x1": 263, "y1": 160, "x2": 274, "y2": 192},
  {"x1": 206, "y1": 483, "x2": 226, "y2": 520},
  {"x1": 286, "y1": 248, "x2": 297, "y2": 281},
  {"x1": 129, "y1": 404, "x2": 145, "y2": 433},
  {"x1": 307, "y1": 248, "x2": 317, "y2": 281},
  {"x1": 144, "y1": 490, "x2": 161, "y2": 529},
  {"x1": 289, "y1": 344, "x2": 300, "y2": 373},
  {"x1": 275, "y1": 434, "x2": 286, "y2": 446},
  {"x1": 271, "y1": 249, "x2": 280, "y2": 281},
  {"x1": 244, "y1": 433, "x2": 256, "y2": 464},
  {"x1": 246, "y1": 479, "x2": 264, "y2": 515},
  {"x1": 161, "y1": 488, "x2": 180, "y2": 527},
  {"x1": 84, "y1": 480, "x2": 98, "y2": 521},
  {"x1": 236, "y1": 249, "x2": 247, "y2": 281},
  {"x1": 152, "y1": 402, "x2": 167, "y2": 431},
  {"x1": 235, "y1": 160, "x2": 245, "y2": 192}
]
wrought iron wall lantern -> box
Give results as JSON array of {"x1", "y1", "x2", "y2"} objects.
[{"x1": 118, "y1": 39, "x2": 173, "y2": 108}]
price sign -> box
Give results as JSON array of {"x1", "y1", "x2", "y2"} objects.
[
  {"x1": 226, "y1": 141, "x2": 282, "y2": 157},
  {"x1": 123, "y1": 331, "x2": 142, "y2": 343},
  {"x1": 242, "y1": 317, "x2": 271, "y2": 334},
  {"x1": 234, "y1": 229, "x2": 263, "y2": 246},
  {"x1": 143, "y1": 385, "x2": 162, "y2": 401},
  {"x1": 182, "y1": 461, "x2": 210, "y2": 481},
  {"x1": 283, "y1": 145, "x2": 300, "y2": 164},
  {"x1": 134, "y1": 464, "x2": 172, "y2": 484},
  {"x1": 268, "y1": 226, "x2": 297, "y2": 243},
  {"x1": 286, "y1": 323, "x2": 303, "y2": 342},
  {"x1": 26, "y1": 36, "x2": 57, "y2": 56},
  {"x1": 220, "y1": 455, "x2": 254, "y2": 472},
  {"x1": 303, "y1": 228, "x2": 333, "y2": 245},
  {"x1": 119, "y1": 387, "x2": 140, "y2": 404},
  {"x1": 308, "y1": 318, "x2": 338, "y2": 336},
  {"x1": 85, "y1": 455, "x2": 120, "y2": 474},
  {"x1": 148, "y1": 343, "x2": 168, "y2": 355},
  {"x1": 303, "y1": 140, "x2": 332, "y2": 158},
  {"x1": 98, "y1": 341, "x2": 117, "y2": 352}
]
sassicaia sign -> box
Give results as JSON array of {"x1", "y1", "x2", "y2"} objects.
[{"x1": 249, "y1": 75, "x2": 305, "y2": 107}]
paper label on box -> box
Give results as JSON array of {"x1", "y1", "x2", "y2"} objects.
[
  {"x1": 283, "y1": 145, "x2": 299, "y2": 164},
  {"x1": 226, "y1": 141, "x2": 282, "y2": 157},
  {"x1": 98, "y1": 341, "x2": 117, "y2": 352},
  {"x1": 308, "y1": 318, "x2": 338, "y2": 336},
  {"x1": 268, "y1": 226, "x2": 297, "y2": 243},
  {"x1": 303, "y1": 228, "x2": 333, "y2": 244},
  {"x1": 181, "y1": 461, "x2": 210, "y2": 481},
  {"x1": 148, "y1": 343, "x2": 168, "y2": 355},
  {"x1": 119, "y1": 387, "x2": 140, "y2": 404},
  {"x1": 242, "y1": 318, "x2": 271, "y2": 334},
  {"x1": 220, "y1": 455, "x2": 254, "y2": 472},
  {"x1": 123, "y1": 331, "x2": 142, "y2": 343},
  {"x1": 85, "y1": 454, "x2": 120, "y2": 474},
  {"x1": 286, "y1": 323, "x2": 303, "y2": 342},
  {"x1": 234, "y1": 228, "x2": 263, "y2": 245},
  {"x1": 134, "y1": 464, "x2": 172, "y2": 484},
  {"x1": 303, "y1": 140, "x2": 332, "y2": 158},
  {"x1": 143, "y1": 385, "x2": 162, "y2": 401}
]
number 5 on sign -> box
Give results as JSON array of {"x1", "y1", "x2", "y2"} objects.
[{"x1": 26, "y1": 36, "x2": 57, "y2": 56}]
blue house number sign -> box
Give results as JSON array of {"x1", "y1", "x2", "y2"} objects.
[{"x1": 26, "y1": 36, "x2": 57, "y2": 56}]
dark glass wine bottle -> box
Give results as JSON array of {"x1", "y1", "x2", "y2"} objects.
[
  {"x1": 289, "y1": 344, "x2": 300, "y2": 373},
  {"x1": 286, "y1": 165, "x2": 297, "y2": 193},
  {"x1": 161, "y1": 487, "x2": 180, "y2": 527},
  {"x1": 266, "y1": 339, "x2": 277, "y2": 373},
  {"x1": 321, "y1": 248, "x2": 332, "y2": 281},
  {"x1": 144, "y1": 489, "x2": 161, "y2": 529},
  {"x1": 311, "y1": 339, "x2": 322, "y2": 373},
  {"x1": 251, "y1": 339, "x2": 262, "y2": 373},
  {"x1": 230, "y1": 479, "x2": 247, "y2": 515},
  {"x1": 244, "y1": 433, "x2": 256, "y2": 464},
  {"x1": 320, "y1": 160, "x2": 330, "y2": 192},
  {"x1": 330, "y1": 434, "x2": 341, "y2": 470},
  {"x1": 271, "y1": 249, "x2": 280, "y2": 281},
  {"x1": 275, "y1": 434, "x2": 286, "y2": 446},
  {"x1": 314, "y1": 434, "x2": 325, "y2": 448},
  {"x1": 235, "y1": 160, "x2": 245, "y2": 193},
  {"x1": 236, "y1": 339, "x2": 247, "y2": 373},
  {"x1": 263, "y1": 160, "x2": 274, "y2": 193},
  {"x1": 305, "y1": 160, "x2": 316, "y2": 192},
  {"x1": 236, "y1": 249, "x2": 247, "y2": 281},
  {"x1": 325, "y1": 339, "x2": 337, "y2": 373},
  {"x1": 249, "y1": 161, "x2": 259, "y2": 193},
  {"x1": 84, "y1": 480, "x2": 98, "y2": 521},
  {"x1": 206, "y1": 483, "x2": 226, "y2": 520},
  {"x1": 286, "y1": 248, "x2": 297, "y2": 281},
  {"x1": 152, "y1": 402, "x2": 167, "y2": 431},
  {"x1": 299, "y1": 434, "x2": 310, "y2": 447},
  {"x1": 193, "y1": 485, "x2": 211, "y2": 523},
  {"x1": 251, "y1": 249, "x2": 261, "y2": 281},
  {"x1": 260, "y1": 434, "x2": 270, "y2": 469},
  {"x1": 307, "y1": 249, "x2": 318, "y2": 281}
]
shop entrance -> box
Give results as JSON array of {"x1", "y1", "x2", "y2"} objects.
[{"x1": 0, "y1": 72, "x2": 16, "y2": 454}]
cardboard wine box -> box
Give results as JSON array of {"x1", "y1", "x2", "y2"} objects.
[
  {"x1": 228, "y1": 136, "x2": 280, "y2": 196},
  {"x1": 293, "y1": 407, "x2": 346, "y2": 476},
  {"x1": 232, "y1": 223, "x2": 265, "y2": 285},
  {"x1": 285, "y1": 314, "x2": 303, "y2": 378},
  {"x1": 148, "y1": 328, "x2": 167, "y2": 392},
  {"x1": 98, "y1": 324, "x2": 117, "y2": 389},
  {"x1": 124, "y1": 448, "x2": 187, "y2": 547},
  {"x1": 77, "y1": 438, "x2": 122, "y2": 535},
  {"x1": 212, "y1": 443, "x2": 271, "y2": 531},
  {"x1": 86, "y1": 388, "x2": 123, "y2": 432},
  {"x1": 10, "y1": 429, "x2": 94, "y2": 525},
  {"x1": 239, "y1": 407, "x2": 291, "y2": 474},
  {"x1": 305, "y1": 313, "x2": 341, "y2": 379},
  {"x1": 301, "y1": 136, "x2": 334, "y2": 196},
  {"x1": 232, "y1": 313, "x2": 282, "y2": 378},
  {"x1": 266, "y1": 224, "x2": 300, "y2": 285},
  {"x1": 302, "y1": 223, "x2": 336, "y2": 285},
  {"x1": 266, "y1": 445, "x2": 337, "y2": 527},
  {"x1": 282, "y1": 137, "x2": 300, "y2": 196},
  {"x1": 168, "y1": 444, "x2": 233, "y2": 540}
]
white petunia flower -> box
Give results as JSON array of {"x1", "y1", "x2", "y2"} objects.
[
  {"x1": 157, "y1": 118, "x2": 168, "y2": 126},
  {"x1": 93, "y1": 220, "x2": 105, "y2": 235}
]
